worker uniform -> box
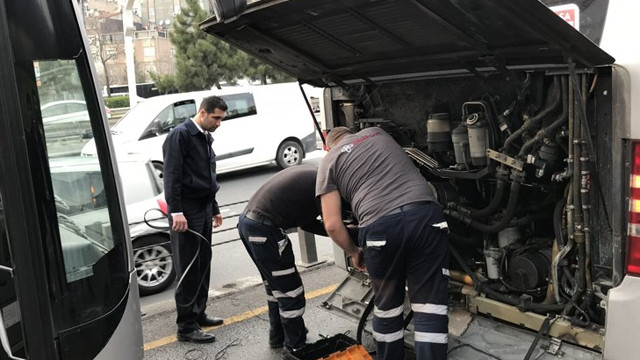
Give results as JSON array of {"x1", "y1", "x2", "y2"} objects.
[
  {"x1": 237, "y1": 165, "x2": 326, "y2": 350},
  {"x1": 163, "y1": 118, "x2": 220, "y2": 334},
  {"x1": 316, "y1": 127, "x2": 449, "y2": 360}
]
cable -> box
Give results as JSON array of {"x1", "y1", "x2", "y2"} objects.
[
  {"x1": 144, "y1": 208, "x2": 212, "y2": 308},
  {"x1": 447, "y1": 342, "x2": 503, "y2": 360},
  {"x1": 214, "y1": 338, "x2": 242, "y2": 360}
]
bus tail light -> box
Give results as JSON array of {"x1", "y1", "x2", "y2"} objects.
[{"x1": 627, "y1": 141, "x2": 640, "y2": 276}]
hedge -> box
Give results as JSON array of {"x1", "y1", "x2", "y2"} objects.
[{"x1": 103, "y1": 95, "x2": 130, "y2": 108}]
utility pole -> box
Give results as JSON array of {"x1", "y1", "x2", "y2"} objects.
[{"x1": 123, "y1": 0, "x2": 138, "y2": 105}]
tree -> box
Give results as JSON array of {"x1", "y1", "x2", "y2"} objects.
[
  {"x1": 239, "y1": 52, "x2": 295, "y2": 85},
  {"x1": 170, "y1": 0, "x2": 244, "y2": 91},
  {"x1": 86, "y1": 16, "x2": 124, "y2": 97},
  {"x1": 149, "y1": 71, "x2": 178, "y2": 94}
]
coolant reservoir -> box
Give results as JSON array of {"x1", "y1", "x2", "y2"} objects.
[
  {"x1": 466, "y1": 113, "x2": 489, "y2": 166},
  {"x1": 426, "y1": 113, "x2": 452, "y2": 153},
  {"x1": 451, "y1": 123, "x2": 471, "y2": 166}
]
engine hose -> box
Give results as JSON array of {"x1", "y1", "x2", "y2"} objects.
[
  {"x1": 466, "y1": 180, "x2": 521, "y2": 233},
  {"x1": 518, "y1": 76, "x2": 568, "y2": 157},
  {"x1": 445, "y1": 180, "x2": 521, "y2": 234},
  {"x1": 144, "y1": 208, "x2": 212, "y2": 308},
  {"x1": 356, "y1": 298, "x2": 374, "y2": 344},
  {"x1": 470, "y1": 179, "x2": 506, "y2": 219},
  {"x1": 553, "y1": 198, "x2": 567, "y2": 248},
  {"x1": 503, "y1": 77, "x2": 561, "y2": 154},
  {"x1": 563, "y1": 242, "x2": 586, "y2": 317}
]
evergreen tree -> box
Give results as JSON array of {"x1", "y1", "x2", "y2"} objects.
[
  {"x1": 170, "y1": 0, "x2": 243, "y2": 91},
  {"x1": 240, "y1": 52, "x2": 295, "y2": 85}
]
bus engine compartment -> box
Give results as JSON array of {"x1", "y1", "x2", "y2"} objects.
[{"x1": 323, "y1": 66, "x2": 617, "y2": 350}]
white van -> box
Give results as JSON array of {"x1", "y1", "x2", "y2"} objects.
[{"x1": 81, "y1": 82, "x2": 317, "y2": 174}]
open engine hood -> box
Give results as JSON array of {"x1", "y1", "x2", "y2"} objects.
[{"x1": 201, "y1": 0, "x2": 614, "y2": 87}]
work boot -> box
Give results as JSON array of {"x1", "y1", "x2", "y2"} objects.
[{"x1": 269, "y1": 331, "x2": 285, "y2": 349}]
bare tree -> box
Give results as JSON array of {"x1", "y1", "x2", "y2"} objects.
[{"x1": 86, "y1": 16, "x2": 124, "y2": 97}]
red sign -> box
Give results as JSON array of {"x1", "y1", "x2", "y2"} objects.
[{"x1": 551, "y1": 4, "x2": 580, "y2": 30}]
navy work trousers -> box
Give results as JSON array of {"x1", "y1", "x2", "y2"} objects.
[
  {"x1": 170, "y1": 202, "x2": 213, "y2": 334},
  {"x1": 237, "y1": 214, "x2": 307, "y2": 349},
  {"x1": 359, "y1": 202, "x2": 449, "y2": 360}
]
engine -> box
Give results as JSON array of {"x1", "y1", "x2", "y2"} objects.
[{"x1": 331, "y1": 69, "x2": 608, "y2": 327}]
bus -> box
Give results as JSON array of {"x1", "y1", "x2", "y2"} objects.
[{"x1": 0, "y1": 0, "x2": 143, "y2": 359}]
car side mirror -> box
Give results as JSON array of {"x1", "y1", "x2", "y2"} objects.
[{"x1": 211, "y1": 0, "x2": 247, "y2": 23}]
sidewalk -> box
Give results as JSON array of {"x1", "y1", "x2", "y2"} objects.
[{"x1": 142, "y1": 263, "x2": 356, "y2": 360}]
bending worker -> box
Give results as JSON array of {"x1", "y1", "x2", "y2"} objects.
[
  {"x1": 237, "y1": 165, "x2": 327, "y2": 353},
  {"x1": 316, "y1": 126, "x2": 450, "y2": 360},
  {"x1": 163, "y1": 96, "x2": 227, "y2": 343}
]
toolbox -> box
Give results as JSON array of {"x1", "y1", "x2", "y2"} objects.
[{"x1": 285, "y1": 334, "x2": 373, "y2": 360}]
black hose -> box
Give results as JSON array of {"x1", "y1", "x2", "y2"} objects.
[
  {"x1": 503, "y1": 77, "x2": 561, "y2": 154},
  {"x1": 470, "y1": 180, "x2": 506, "y2": 219},
  {"x1": 466, "y1": 180, "x2": 521, "y2": 233},
  {"x1": 356, "y1": 298, "x2": 375, "y2": 344},
  {"x1": 553, "y1": 198, "x2": 566, "y2": 247},
  {"x1": 445, "y1": 180, "x2": 521, "y2": 234},
  {"x1": 518, "y1": 76, "x2": 568, "y2": 157}
]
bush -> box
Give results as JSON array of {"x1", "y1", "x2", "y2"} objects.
[{"x1": 104, "y1": 95, "x2": 130, "y2": 108}]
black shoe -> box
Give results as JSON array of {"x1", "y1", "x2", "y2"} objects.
[
  {"x1": 177, "y1": 329, "x2": 216, "y2": 343},
  {"x1": 197, "y1": 317, "x2": 224, "y2": 327},
  {"x1": 282, "y1": 344, "x2": 308, "y2": 360},
  {"x1": 269, "y1": 332, "x2": 284, "y2": 349}
]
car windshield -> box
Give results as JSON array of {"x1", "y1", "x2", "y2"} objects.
[{"x1": 111, "y1": 100, "x2": 152, "y2": 134}]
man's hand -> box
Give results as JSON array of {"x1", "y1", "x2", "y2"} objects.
[
  {"x1": 172, "y1": 214, "x2": 188, "y2": 232},
  {"x1": 213, "y1": 214, "x2": 223, "y2": 228},
  {"x1": 349, "y1": 247, "x2": 366, "y2": 271}
]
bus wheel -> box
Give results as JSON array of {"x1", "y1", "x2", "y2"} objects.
[
  {"x1": 276, "y1": 140, "x2": 303, "y2": 169},
  {"x1": 133, "y1": 235, "x2": 175, "y2": 296}
]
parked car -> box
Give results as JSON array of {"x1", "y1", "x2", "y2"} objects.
[
  {"x1": 49, "y1": 155, "x2": 175, "y2": 296},
  {"x1": 81, "y1": 83, "x2": 317, "y2": 174},
  {"x1": 201, "y1": 0, "x2": 640, "y2": 358},
  {"x1": 41, "y1": 100, "x2": 111, "y2": 140},
  {"x1": 42, "y1": 99, "x2": 111, "y2": 123}
]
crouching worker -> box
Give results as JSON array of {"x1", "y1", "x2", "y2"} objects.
[{"x1": 237, "y1": 165, "x2": 327, "y2": 352}]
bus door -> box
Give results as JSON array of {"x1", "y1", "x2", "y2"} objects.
[{"x1": 0, "y1": 0, "x2": 143, "y2": 359}]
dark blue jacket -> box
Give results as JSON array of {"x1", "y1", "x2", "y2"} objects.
[{"x1": 162, "y1": 119, "x2": 220, "y2": 215}]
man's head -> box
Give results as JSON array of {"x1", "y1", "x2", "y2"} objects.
[
  {"x1": 195, "y1": 96, "x2": 228, "y2": 132},
  {"x1": 325, "y1": 126, "x2": 354, "y2": 150}
]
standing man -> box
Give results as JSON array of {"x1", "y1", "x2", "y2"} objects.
[
  {"x1": 316, "y1": 126, "x2": 449, "y2": 360},
  {"x1": 237, "y1": 165, "x2": 326, "y2": 353},
  {"x1": 163, "y1": 96, "x2": 227, "y2": 343}
]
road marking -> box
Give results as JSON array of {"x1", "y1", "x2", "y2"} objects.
[{"x1": 143, "y1": 283, "x2": 339, "y2": 351}]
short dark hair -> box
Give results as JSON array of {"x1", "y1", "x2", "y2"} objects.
[{"x1": 200, "y1": 96, "x2": 228, "y2": 113}]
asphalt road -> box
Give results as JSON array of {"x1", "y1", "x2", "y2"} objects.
[{"x1": 139, "y1": 150, "x2": 336, "y2": 315}]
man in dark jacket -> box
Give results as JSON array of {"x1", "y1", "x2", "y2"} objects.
[
  {"x1": 163, "y1": 96, "x2": 227, "y2": 343},
  {"x1": 237, "y1": 165, "x2": 327, "y2": 353}
]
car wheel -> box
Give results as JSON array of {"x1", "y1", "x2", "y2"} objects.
[
  {"x1": 133, "y1": 235, "x2": 175, "y2": 296},
  {"x1": 276, "y1": 140, "x2": 303, "y2": 169}
]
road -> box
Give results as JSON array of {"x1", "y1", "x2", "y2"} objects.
[{"x1": 139, "y1": 150, "x2": 337, "y2": 315}]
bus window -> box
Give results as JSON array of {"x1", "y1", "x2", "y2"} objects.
[{"x1": 36, "y1": 59, "x2": 123, "y2": 284}]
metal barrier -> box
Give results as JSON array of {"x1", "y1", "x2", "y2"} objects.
[{"x1": 133, "y1": 199, "x2": 323, "y2": 267}]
